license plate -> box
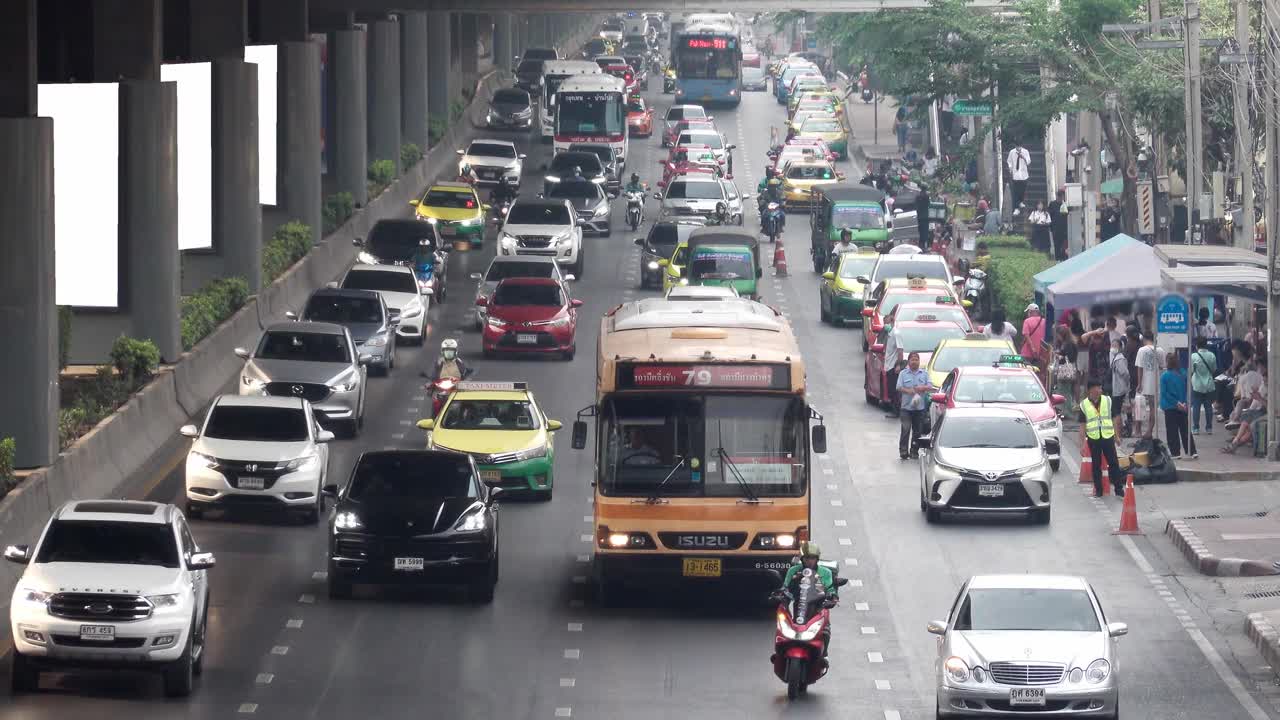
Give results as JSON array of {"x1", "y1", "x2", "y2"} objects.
[
  {"x1": 439, "y1": 226, "x2": 456, "y2": 237},
  {"x1": 239, "y1": 476, "x2": 265, "y2": 491},
  {"x1": 79, "y1": 625, "x2": 115, "y2": 642},
  {"x1": 394, "y1": 557, "x2": 424, "y2": 572},
  {"x1": 480, "y1": 470, "x2": 502, "y2": 484},
  {"x1": 1009, "y1": 688, "x2": 1046, "y2": 706},
  {"x1": 682, "y1": 558, "x2": 722, "y2": 577},
  {"x1": 978, "y1": 483, "x2": 1004, "y2": 497},
  {"x1": 516, "y1": 333, "x2": 538, "y2": 345}
]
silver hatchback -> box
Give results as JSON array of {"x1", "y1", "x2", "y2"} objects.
[{"x1": 930, "y1": 574, "x2": 1125, "y2": 719}]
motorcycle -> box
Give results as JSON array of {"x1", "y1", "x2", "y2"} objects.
[
  {"x1": 662, "y1": 67, "x2": 676, "y2": 94},
  {"x1": 769, "y1": 567, "x2": 848, "y2": 700},
  {"x1": 963, "y1": 267, "x2": 988, "y2": 319},
  {"x1": 761, "y1": 201, "x2": 785, "y2": 242},
  {"x1": 625, "y1": 190, "x2": 646, "y2": 231},
  {"x1": 428, "y1": 367, "x2": 474, "y2": 417}
]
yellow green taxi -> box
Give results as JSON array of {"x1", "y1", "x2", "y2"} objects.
[
  {"x1": 924, "y1": 335, "x2": 1019, "y2": 389},
  {"x1": 409, "y1": 181, "x2": 488, "y2": 247},
  {"x1": 794, "y1": 115, "x2": 849, "y2": 159},
  {"x1": 789, "y1": 89, "x2": 843, "y2": 118},
  {"x1": 416, "y1": 381, "x2": 562, "y2": 498},
  {"x1": 819, "y1": 248, "x2": 879, "y2": 325},
  {"x1": 657, "y1": 241, "x2": 690, "y2": 292},
  {"x1": 780, "y1": 159, "x2": 844, "y2": 209}
]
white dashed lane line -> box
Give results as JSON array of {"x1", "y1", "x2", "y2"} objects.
[
  {"x1": 255, "y1": 673, "x2": 274, "y2": 685},
  {"x1": 238, "y1": 703, "x2": 259, "y2": 714},
  {"x1": 560, "y1": 678, "x2": 576, "y2": 688},
  {"x1": 564, "y1": 649, "x2": 581, "y2": 659}
]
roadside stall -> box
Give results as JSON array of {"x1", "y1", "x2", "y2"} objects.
[{"x1": 1032, "y1": 233, "x2": 1141, "y2": 309}]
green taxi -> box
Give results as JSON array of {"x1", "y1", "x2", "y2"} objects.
[{"x1": 819, "y1": 249, "x2": 879, "y2": 325}]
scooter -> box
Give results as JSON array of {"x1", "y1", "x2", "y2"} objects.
[
  {"x1": 625, "y1": 190, "x2": 646, "y2": 231},
  {"x1": 761, "y1": 201, "x2": 785, "y2": 243},
  {"x1": 769, "y1": 567, "x2": 848, "y2": 700},
  {"x1": 662, "y1": 68, "x2": 676, "y2": 94},
  {"x1": 427, "y1": 368, "x2": 474, "y2": 417},
  {"x1": 963, "y1": 266, "x2": 988, "y2": 319}
]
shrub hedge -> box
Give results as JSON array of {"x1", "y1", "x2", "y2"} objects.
[
  {"x1": 322, "y1": 193, "x2": 354, "y2": 236},
  {"x1": 263, "y1": 220, "x2": 315, "y2": 281},
  {"x1": 401, "y1": 142, "x2": 423, "y2": 168},
  {"x1": 0, "y1": 437, "x2": 15, "y2": 498},
  {"x1": 110, "y1": 336, "x2": 160, "y2": 385},
  {"x1": 58, "y1": 337, "x2": 159, "y2": 450},
  {"x1": 367, "y1": 159, "x2": 396, "y2": 198},
  {"x1": 986, "y1": 248, "x2": 1056, "y2": 328},
  {"x1": 180, "y1": 277, "x2": 250, "y2": 351}
]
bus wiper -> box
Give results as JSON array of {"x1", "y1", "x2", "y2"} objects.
[
  {"x1": 716, "y1": 446, "x2": 761, "y2": 503},
  {"x1": 642, "y1": 455, "x2": 686, "y2": 504}
]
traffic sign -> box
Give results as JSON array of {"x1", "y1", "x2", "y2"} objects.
[
  {"x1": 1156, "y1": 294, "x2": 1189, "y2": 335},
  {"x1": 952, "y1": 100, "x2": 993, "y2": 117}
]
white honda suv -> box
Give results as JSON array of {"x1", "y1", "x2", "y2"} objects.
[{"x1": 5, "y1": 500, "x2": 215, "y2": 697}]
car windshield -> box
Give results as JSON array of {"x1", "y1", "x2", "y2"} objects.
[
  {"x1": 932, "y1": 344, "x2": 1015, "y2": 373},
  {"x1": 937, "y1": 415, "x2": 1038, "y2": 449},
  {"x1": 441, "y1": 399, "x2": 539, "y2": 430},
  {"x1": 485, "y1": 260, "x2": 557, "y2": 282},
  {"x1": 421, "y1": 189, "x2": 478, "y2": 209},
  {"x1": 895, "y1": 324, "x2": 966, "y2": 353},
  {"x1": 872, "y1": 259, "x2": 950, "y2": 284},
  {"x1": 666, "y1": 106, "x2": 705, "y2": 122},
  {"x1": 786, "y1": 165, "x2": 834, "y2": 180},
  {"x1": 837, "y1": 254, "x2": 878, "y2": 279},
  {"x1": 895, "y1": 306, "x2": 970, "y2": 329},
  {"x1": 342, "y1": 269, "x2": 418, "y2": 294},
  {"x1": 679, "y1": 132, "x2": 722, "y2": 149},
  {"x1": 690, "y1": 250, "x2": 752, "y2": 279},
  {"x1": 507, "y1": 203, "x2": 571, "y2": 225},
  {"x1": 585, "y1": 40, "x2": 607, "y2": 54},
  {"x1": 304, "y1": 296, "x2": 384, "y2": 324},
  {"x1": 256, "y1": 330, "x2": 351, "y2": 363},
  {"x1": 802, "y1": 119, "x2": 842, "y2": 132},
  {"x1": 493, "y1": 90, "x2": 530, "y2": 108},
  {"x1": 366, "y1": 222, "x2": 436, "y2": 260},
  {"x1": 955, "y1": 588, "x2": 1101, "y2": 632},
  {"x1": 832, "y1": 205, "x2": 883, "y2": 230},
  {"x1": 556, "y1": 92, "x2": 625, "y2": 136},
  {"x1": 956, "y1": 375, "x2": 1047, "y2": 404},
  {"x1": 602, "y1": 20, "x2": 623, "y2": 30},
  {"x1": 667, "y1": 180, "x2": 723, "y2": 200},
  {"x1": 627, "y1": 98, "x2": 645, "y2": 113},
  {"x1": 550, "y1": 153, "x2": 604, "y2": 175},
  {"x1": 348, "y1": 454, "x2": 478, "y2": 501},
  {"x1": 516, "y1": 60, "x2": 542, "y2": 75},
  {"x1": 600, "y1": 394, "x2": 806, "y2": 498},
  {"x1": 36, "y1": 520, "x2": 179, "y2": 568},
  {"x1": 469, "y1": 142, "x2": 516, "y2": 158},
  {"x1": 205, "y1": 406, "x2": 310, "y2": 442},
  {"x1": 493, "y1": 283, "x2": 564, "y2": 307},
  {"x1": 743, "y1": 66, "x2": 765, "y2": 81},
  {"x1": 568, "y1": 146, "x2": 613, "y2": 167},
  {"x1": 875, "y1": 291, "x2": 933, "y2": 318}
]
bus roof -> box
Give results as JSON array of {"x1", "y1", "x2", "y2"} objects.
[
  {"x1": 556, "y1": 75, "x2": 627, "y2": 94},
  {"x1": 541, "y1": 60, "x2": 604, "y2": 77}
]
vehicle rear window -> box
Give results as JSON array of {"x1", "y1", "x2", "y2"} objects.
[
  {"x1": 679, "y1": 132, "x2": 722, "y2": 149},
  {"x1": 37, "y1": 520, "x2": 179, "y2": 568},
  {"x1": 666, "y1": 106, "x2": 705, "y2": 122},
  {"x1": 421, "y1": 189, "x2": 477, "y2": 209},
  {"x1": 342, "y1": 269, "x2": 419, "y2": 294},
  {"x1": 666, "y1": 180, "x2": 723, "y2": 200},
  {"x1": 485, "y1": 261, "x2": 557, "y2": 282},
  {"x1": 304, "y1": 295, "x2": 384, "y2": 325},
  {"x1": 348, "y1": 454, "x2": 477, "y2": 501},
  {"x1": 872, "y1": 258, "x2": 950, "y2": 284},
  {"x1": 515, "y1": 61, "x2": 543, "y2": 75},
  {"x1": 205, "y1": 405, "x2": 310, "y2": 442},
  {"x1": 367, "y1": 222, "x2": 436, "y2": 258},
  {"x1": 506, "y1": 202, "x2": 571, "y2": 225},
  {"x1": 493, "y1": 283, "x2": 564, "y2": 307},
  {"x1": 954, "y1": 588, "x2": 1100, "y2": 632},
  {"x1": 786, "y1": 165, "x2": 834, "y2": 180},
  {"x1": 469, "y1": 142, "x2": 517, "y2": 158},
  {"x1": 256, "y1": 330, "x2": 351, "y2": 363}
]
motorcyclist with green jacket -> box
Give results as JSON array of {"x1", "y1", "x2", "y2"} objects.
[{"x1": 781, "y1": 541, "x2": 837, "y2": 596}]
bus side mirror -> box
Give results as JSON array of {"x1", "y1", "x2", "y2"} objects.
[
  {"x1": 811, "y1": 425, "x2": 827, "y2": 455},
  {"x1": 572, "y1": 420, "x2": 588, "y2": 449}
]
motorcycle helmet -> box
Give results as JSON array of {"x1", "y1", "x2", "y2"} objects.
[
  {"x1": 572, "y1": 165, "x2": 583, "y2": 177},
  {"x1": 715, "y1": 202, "x2": 728, "y2": 218},
  {"x1": 799, "y1": 541, "x2": 821, "y2": 559},
  {"x1": 440, "y1": 338, "x2": 459, "y2": 360},
  {"x1": 631, "y1": 172, "x2": 640, "y2": 184}
]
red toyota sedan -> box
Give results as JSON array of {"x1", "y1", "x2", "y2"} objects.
[
  {"x1": 626, "y1": 95, "x2": 654, "y2": 137},
  {"x1": 478, "y1": 277, "x2": 582, "y2": 360}
]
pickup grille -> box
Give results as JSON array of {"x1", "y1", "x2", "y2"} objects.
[
  {"x1": 989, "y1": 662, "x2": 1065, "y2": 686},
  {"x1": 517, "y1": 236, "x2": 553, "y2": 248},
  {"x1": 48, "y1": 593, "x2": 152, "y2": 622}
]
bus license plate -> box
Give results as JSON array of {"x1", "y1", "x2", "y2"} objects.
[
  {"x1": 682, "y1": 558, "x2": 721, "y2": 577},
  {"x1": 394, "y1": 557, "x2": 424, "y2": 572},
  {"x1": 239, "y1": 476, "x2": 265, "y2": 491},
  {"x1": 1009, "y1": 688, "x2": 1046, "y2": 706},
  {"x1": 978, "y1": 484, "x2": 1004, "y2": 497},
  {"x1": 80, "y1": 625, "x2": 115, "y2": 642}
]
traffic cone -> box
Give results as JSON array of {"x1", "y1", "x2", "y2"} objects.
[
  {"x1": 1100, "y1": 471, "x2": 1112, "y2": 497},
  {"x1": 1113, "y1": 475, "x2": 1142, "y2": 535},
  {"x1": 773, "y1": 239, "x2": 789, "y2": 277},
  {"x1": 1077, "y1": 455, "x2": 1092, "y2": 485}
]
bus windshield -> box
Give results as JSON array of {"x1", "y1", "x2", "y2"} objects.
[
  {"x1": 675, "y1": 46, "x2": 741, "y2": 80},
  {"x1": 556, "y1": 92, "x2": 624, "y2": 137},
  {"x1": 599, "y1": 394, "x2": 805, "y2": 498}
]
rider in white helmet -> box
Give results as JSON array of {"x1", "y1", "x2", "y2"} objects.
[{"x1": 425, "y1": 338, "x2": 470, "y2": 382}]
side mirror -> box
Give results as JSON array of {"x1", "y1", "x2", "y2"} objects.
[
  {"x1": 810, "y1": 424, "x2": 827, "y2": 454},
  {"x1": 834, "y1": 577, "x2": 850, "y2": 587},
  {"x1": 1043, "y1": 438, "x2": 1060, "y2": 456},
  {"x1": 469, "y1": 272, "x2": 483, "y2": 280},
  {"x1": 572, "y1": 420, "x2": 588, "y2": 449},
  {"x1": 409, "y1": 199, "x2": 420, "y2": 207},
  {"x1": 658, "y1": 259, "x2": 670, "y2": 267},
  {"x1": 322, "y1": 484, "x2": 340, "y2": 497},
  {"x1": 475, "y1": 297, "x2": 488, "y2": 307},
  {"x1": 316, "y1": 430, "x2": 336, "y2": 443},
  {"x1": 822, "y1": 272, "x2": 835, "y2": 280},
  {"x1": 861, "y1": 308, "x2": 874, "y2": 318},
  {"x1": 456, "y1": 149, "x2": 465, "y2": 155},
  {"x1": 234, "y1": 347, "x2": 250, "y2": 358},
  {"x1": 855, "y1": 275, "x2": 870, "y2": 284},
  {"x1": 358, "y1": 353, "x2": 374, "y2": 365},
  {"x1": 953, "y1": 275, "x2": 965, "y2": 285},
  {"x1": 927, "y1": 620, "x2": 947, "y2": 636},
  {"x1": 421, "y1": 287, "x2": 434, "y2": 296},
  {"x1": 416, "y1": 419, "x2": 435, "y2": 430},
  {"x1": 570, "y1": 299, "x2": 584, "y2": 308},
  {"x1": 284, "y1": 310, "x2": 298, "y2": 320},
  {"x1": 487, "y1": 486, "x2": 506, "y2": 502},
  {"x1": 931, "y1": 393, "x2": 946, "y2": 403},
  {"x1": 633, "y1": 237, "x2": 645, "y2": 247},
  {"x1": 519, "y1": 153, "x2": 528, "y2": 159},
  {"x1": 187, "y1": 551, "x2": 216, "y2": 570},
  {"x1": 3, "y1": 545, "x2": 31, "y2": 565},
  {"x1": 352, "y1": 237, "x2": 365, "y2": 247},
  {"x1": 576, "y1": 218, "x2": 587, "y2": 226},
  {"x1": 727, "y1": 144, "x2": 737, "y2": 150},
  {"x1": 547, "y1": 419, "x2": 563, "y2": 431},
  {"x1": 870, "y1": 343, "x2": 885, "y2": 353},
  {"x1": 1108, "y1": 622, "x2": 1129, "y2": 638},
  {"x1": 180, "y1": 424, "x2": 200, "y2": 439},
  {"x1": 1051, "y1": 394, "x2": 1066, "y2": 406}
]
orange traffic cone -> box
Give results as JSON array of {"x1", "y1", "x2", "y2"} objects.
[
  {"x1": 773, "y1": 240, "x2": 788, "y2": 277},
  {"x1": 1077, "y1": 455, "x2": 1093, "y2": 484},
  {"x1": 1113, "y1": 474, "x2": 1142, "y2": 535},
  {"x1": 1100, "y1": 471, "x2": 1112, "y2": 497}
]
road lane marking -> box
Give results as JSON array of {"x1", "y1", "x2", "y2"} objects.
[
  {"x1": 556, "y1": 709, "x2": 573, "y2": 718},
  {"x1": 834, "y1": 519, "x2": 848, "y2": 527},
  {"x1": 560, "y1": 678, "x2": 576, "y2": 687},
  {"x1": 312, "y1": 571, "x2": 327, "y2": 581},
  {"x1": 238, "y1": 704, "x2": 259, "y2": 714},
  {"x1": 861, "y1": 626, "x2": 877, "y2": 634},
  {"x1": 867, "y1": 651, "x2": 883, "y2": 663},
  {"x1": 826, "y1": 484, "x2": 839, "y2": 491},
  {"x1": 564, "y1": 649, "x2": 581, "y2": 659},
  {"x1": 391, "y1": 433, "x2": 406, "y2": 440},
  {"x1": 582, "y1": 515, "x2": 592, "y2": 522},
  {"x1": 576, "y1": 554, "x2": 590, "y2": 562},
  {"x1": 830, "y1": 499, "x2": 843, "y2": 507},
  {"x1": 849, "y1": 579, "x2": 864, "y2": 587},
  {"x1": 286, "y1": 618, "x2": 303, "y2": 629},
  {"x1": 884, "y1": 711, "x2": 901, "y2": 720},
  {"x1": 838, "y1": 538, "x2": 852, "y2": 545},
  {"x1": 579, "y1": 534, "x2": 592, "y2": 542},
  {"x1": 844, "y1": 558, "x2": 858, "y2": 566},
  {"x1": 855, "y1": 602, "x2": 870, "y2": 611},
  {"x1": 298, "y1": 594, "x2": 315, "y2": 604},
  {"x1": 256, "y1": 673, "x2": 274, "y2": 685},
  {"x1": 568, "y1": 623, "x2": 583, "y2": 632},
  {"x1": 875, "y1": 679, "x2": 892, "y2": 690}
]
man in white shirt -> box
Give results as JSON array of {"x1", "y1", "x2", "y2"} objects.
[
  {"x1": 1134, "y1": 335, "x2": 1159, "y2": 438},
  {"x1": 1193, "y1": 306, "x2": 1218, "y2": 340},
  {"x1": 1006, "y1": 141, "x2": 1031, "y2": 216}
]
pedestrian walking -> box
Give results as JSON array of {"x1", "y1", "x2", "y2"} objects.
[
  {"x1": 1006, "y1": 141, "x2": 1031, "y2": 216},
  {"x1": 1190, "y1": 337, "x2": 1217, "y2": 435},
  {"x1": 1109, "y1": 338, "x2": 1130, "y2": 440},
  {"x1": 894, "y1": 104, "x2": 910, "y2": 155},
  {"x1": 1100, "y1": 198, "x2": 1122, "y2": 241},
  {"x1": 1027, "y1": 201, "x2": 1052, "y2": 254},
  {"x1": 1134, "y1": 333, "x2": 1159, "y2": 438},
  {"x1": 1192, "y1": 306, "x2": 1218, "y2": 340},
  {"x1": 1048, "y1": 188, "x2": 1069, "y2": 260},
  {"x1": 1080, "y1": 319, "x2": 1111, "y2": 394},
  {"x1": 1079, "y1": 380, "x2": 1125, "y2": 497},
  {"x1": 1160, "y1": 353, "x2": 1197, "y2": 459},
  {"x1": 1020, "y1": 303, "x2": 1046, "y2": 366},
  {"x1": 983, "y1": 308, "x2": 1017, "y2": 344},
  {"x1": 1052, "y1": 325, "x2": 1079, "y2": 415},
  {"x1": 896, "y1": 352, "x2": 930, "y2": 460},
  {"x1": 916, "y1": 185, "x2": 932, "y2": 249}
]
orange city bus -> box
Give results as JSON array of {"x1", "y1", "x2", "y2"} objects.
[{"x1": 570, "y1": 296, "x2": 827, "y2": 602}]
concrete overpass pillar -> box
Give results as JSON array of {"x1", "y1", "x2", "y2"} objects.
[
  {"x1": 366, "y1": 18, "x2": 401, "y2": 176},
  {"x1": 427, "y1": 12, "x2": 453, "y2": 131},
  {"x1": 459, "y1": 14, "x2": 478, "y2": 77},
  {"x1": 512, "y1": 16, "x2": 525, "y2": 61},
  {"x1": 0, "y1": 0, "x2": 57, "y2": 468},
  {"x1": 492, "y1": 14, "x2": 512, "y2": 72},
  {"x1": 327, "y1": 27, "x2": 368, "y2": 206},
  {"x1": 400, "y1": 12, "x2": 430, "y2": 150},
  {"x1": 274, "y1": 41, "x2": 322, "y2": 246}
]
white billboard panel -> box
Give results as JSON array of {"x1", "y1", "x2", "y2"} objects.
[
  {"x1": 246, "y1": 44, "x2": 279, "y2": 206},
  {"x1": 161, "y1": 62, "x2": 213, "y2": 251}
]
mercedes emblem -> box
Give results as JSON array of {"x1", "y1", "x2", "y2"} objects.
[{"x1": 290, "y1": 384, "x2": 304, "y2": 396}]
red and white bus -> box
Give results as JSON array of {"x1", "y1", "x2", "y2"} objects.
[{"x1": 554, "y1": 74, "x2": 629, "y2": 168}]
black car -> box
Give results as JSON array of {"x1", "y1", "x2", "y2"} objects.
[
  {"x1": 567, "y1": 142, "x2": 622, "y2": 195},
  {"x1": 326, "y1": 450, "x2": 501, "y2": 602},
  {"x1": 488, "y1": 87, "x2": 534, "y2": 129},
  {"x1": 353, "y1": 219, "x2": 449, "y2": 301},
  {"x1": 512, "y1": 60, "x2": 544, "y2": 95},
  {"x1": 544, "y1": 151, "x2": 607, "y2": 194},
  {"x1": 634, "y1": 220, "x2": 702, "y2": 289}
]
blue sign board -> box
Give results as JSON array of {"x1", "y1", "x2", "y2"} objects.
[
  {"x1": 1156, "y1": 294, "x2": 1189, "y2": 335},
  {"x1": 806, "y1": 37, "x2": 818, "y2": 49}
]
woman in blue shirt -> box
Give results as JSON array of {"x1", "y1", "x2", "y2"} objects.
[{"x1": 1160, "y1": 352, "x2": 1197, "y2": 459}]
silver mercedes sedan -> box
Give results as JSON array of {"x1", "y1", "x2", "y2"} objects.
[{"x1": 930, "y1": 574, "x2": 1126, "y2": 718}]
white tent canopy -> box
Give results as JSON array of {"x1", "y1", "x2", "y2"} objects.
[{"x1": 1160, "y1": 265, "x2": 1268, "y2": 304}]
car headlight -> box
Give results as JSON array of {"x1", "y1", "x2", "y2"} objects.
[
  {"x1": 456, "y1": 508, "x2": 487, "y2": 532},
  {"x1": 545, "y1": 174, "x2": 561, "y2": 183},
  {"x1": 332, "y1": 376, "x2": 359, "y2": 392},
  {"x1": 835, "y1": 288, "x2": 855, "y2": 298},
  {"x1": 188, "y1": 451, "x2": 218, "y2": 469},
  {"x1": 1085, "y1": 658, "x2": 1111, "y2": 683},
  {"x1": 679, "y1": 278, "x2": 689, "y2": 286},
  {"x1": 944, "y1": 656, "x2": 971, "y2": 683},
  {"x1": 146, "y1": 593, "x2": 182, "y2": 609},
  {"x1": 19, "y1": 588, "x2": 51, "y2": 605},
  {"x1": 647, "y1": 261, "x2": 659, "y2": 270},
  {"x1": 932, "y1": 461, "x2": 962, "y2": 480},
  {"x1": 356, "y1": 251, "x2": 378, "y2": 264},
  {"x1": 554, "y1": 231, "x2": 574, "y2": 246},
  {"x1": 284, "y1": 454, "x2": 319, "y2": 472},
  {"x1": 1036, "y1": 418, "x2": 1060, "y2": 432},
  {"x1": 363, "y1": 336, "x2": 387, "y2": 348},
  {"x1": 516, "y1": 444, "x2": 548, "y2": 461},
  {"x1": 334, "y1": 511, "x2": 363, "y2": 531},
  {"x1": 241, "y1": 375, "x2": 265, "y2": 389},
  {"x1": 487, "y1": 316, "x2": 508, "y2": 328},
  {"x1": 593, "y1": 204, "x2": 610, "y2": 218},
  {"x1": 401, "y1": 304, "x2": 423, "y2": 319},
  {"x1": 499, "y1": 232, "x2": 517, "y2": 246}
]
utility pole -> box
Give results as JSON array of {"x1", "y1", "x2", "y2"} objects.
[
  {"x1": 1231, "y1": 0, "x2": 1254, "y2": 250},
  {"x1": 1266, "y1": 0, "x2": 1280, "y2": 458},
  {"x1": 1183, "y1": 0, "x2": 1202, "y2": 245}
]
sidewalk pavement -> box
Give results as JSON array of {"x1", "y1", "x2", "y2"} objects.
[{"x1": 842, "y1": 95, "x2": 902, "y2": 169}]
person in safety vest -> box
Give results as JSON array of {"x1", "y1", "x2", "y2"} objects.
[{"x1": 1079, "y1": 379, "x2": 1126, "y2": 498}]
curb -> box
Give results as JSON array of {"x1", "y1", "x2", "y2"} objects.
[
  {"x1": 1246, "y1": 612, "x2": 1280, "y2": 675},
  {"x1": 1165, "y1": 519, "x2": 1280, "y2": 577}
]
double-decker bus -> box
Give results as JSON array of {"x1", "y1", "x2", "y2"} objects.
[
  {"x1": 571, "y1": 297, "x2": 827, "y2": 603},
  {"x1": 553, "y1": 74, "x2": 629, "y2": 167},
  {"x1": 672, "y1": 22, "x2": 742, "y2": 106},
  {"x1": 539, "y1": 60, "x2": 604, "y2": 142}
]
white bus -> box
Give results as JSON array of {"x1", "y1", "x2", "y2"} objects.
[
  {"x1": 553, "y1": 74, "x2": 629, "y2": 167},
  {"x1": 539, "y1": 60, "x2": 605, "y2": 141}
]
